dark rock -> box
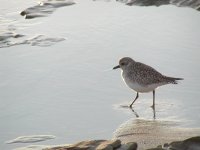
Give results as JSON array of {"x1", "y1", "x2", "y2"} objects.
[
  {"x1": 124, "y1": 0, "x2": 170, "y2": 6},
  {"x1": 0, "y1": 32, "x2": 24, "y2": 41},
  {"x1": 45, "y1": 139, "x2": 126, "y2": 150},
  {"x1": 96, "y1": 144, "x2": 113, "y2": 150},
  {"x1": 0, "y1": 34, "x2": 65, "y2": 48},
  {"x1": 20, "y1": 0, "x2": 75, "y2": 19},
  {"x1": 169, "y1": 136, "x2": 200, "y2": 150},
  {"x1": 147, "y1": 136, "x2": 200, "y2": 150},
  {"x1": 116, "y1": 0, "x2": 200, "y2": 11},
  {"x1": 146, "y1": 148, "x2": 163, "y2": 150},
  {"x1": 117, "y1": 142, "x2": 137, "y2": 150}
]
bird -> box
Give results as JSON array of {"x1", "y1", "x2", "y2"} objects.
[{"x1": 113, "y1": 57, "x2": 183, "y2": 109}]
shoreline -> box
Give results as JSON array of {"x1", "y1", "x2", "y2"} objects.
[{"x1": 11, "y1": 118, "x2": 200, "y2": 150}]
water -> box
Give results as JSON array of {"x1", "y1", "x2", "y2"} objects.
[{"x1": 0, "y1": 0, "x2": 200, "y2": 150}]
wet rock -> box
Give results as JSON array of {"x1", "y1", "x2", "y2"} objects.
[
  {"x1": 0, "y1": 34, "x2": 65, "y2": 48},
  {"x1": 45, "y1": 140, "x2": 105, "y2": 150},
  {"x1": 96, "y1": 139, "x2": 121, "y2": 150},
  {"x1": 21, "y1": 0, "x2": 75, "y2": 19},
  {"x1": 168, "y1": 136, "x2": 200, "y2": 150},
  {"x1": 96, "y1": 144, "x2": 113, "y2": 150},
  {"x1": 146, "y1": 148, "x2": 163, "y2": 150},
  {"x1": 6, "y1": 135, "x2": 56, "y2": 144},
  {"x1": 116, "y1": 0, "x2": 200, "y2": 11},
  {"x1": 71, "y1": 140, "x2": 106, "y2": 149},
  {"x1": 0, "y1": 31, "x2": 25, "y2": 48},
  {"x1": 104, "y1": 139, "x2": 121, "y2": 148},
  {"x1": 0, "y1": 32, "x2": 24, "y2": 41},
  {"x1": 24, "y1": 35, "x2": 65, "y2": 47},
  {"x1": 13, "y1": 137, "x2": 200, "y2": 150},
  {"x1": 147, "y1": 136, "x2": 200, "y2": 150},
  {"x1": 117, "y1": 142, "x2": 137, "y2": 150},
  {"x1": 113, "y1": 119, "x2": 200, "y2": 149},
  {"x1": 125, "y1": 0, "x2": 170, "y2": 6},
  {"x1": 44, "y1": 139, "x2": 132, "y2": 150}
]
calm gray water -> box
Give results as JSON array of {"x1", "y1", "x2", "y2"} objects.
[{"x1": 0, "y1": 0, "x2": 200, "y2": 150}]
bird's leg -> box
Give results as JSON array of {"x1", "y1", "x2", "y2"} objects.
[
  {"x1": 151, "y1": 90, "x2": 155, "y2": 109},
  {"x1": 130, "y1": 92, "x2": 139, "y2": 108},
  {"x1": 130, "y1": 108, "x2": 139, "y2": 118},
  {"x1": 152, "y1": 107, "x2": 156, "y2": 119}
]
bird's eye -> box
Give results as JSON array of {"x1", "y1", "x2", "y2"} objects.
[{"x1": 121, "y1": 62, "x2": 125, "y2": 66}]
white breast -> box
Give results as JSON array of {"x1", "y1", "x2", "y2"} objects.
[{"x1": 121, "y1": 71, "x2": 163, "y2": 93}]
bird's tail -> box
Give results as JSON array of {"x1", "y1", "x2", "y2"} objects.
[{"x1": 165, "y1": 76, "x2": 184, "y2": 84}]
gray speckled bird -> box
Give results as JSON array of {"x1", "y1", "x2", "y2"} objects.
[{"x1": 113, "y1": 57, "x2": 183, "y2": 109}]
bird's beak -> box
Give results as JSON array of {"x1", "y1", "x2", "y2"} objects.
[{"x1": 113, "y1": 65, "x2": 120, "y2": 70}]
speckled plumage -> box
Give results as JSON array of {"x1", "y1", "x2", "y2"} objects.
[
  {"x1": 122, "y1": 60, "x2": 178, "y2": 86},
  {"x1": 118, "y1": 57, "x2": 182, "y2": 90},
  {"x1": 113, "y1": 57, "x2": 183, "y2": 108}
]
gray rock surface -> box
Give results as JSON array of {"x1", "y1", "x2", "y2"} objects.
[
  {"x1": 0, "y1": 34, "x2": 65, "y2": 48},
  {"x1": 44, "y1": 139, "x2": 130, "y2": 150},
  {"x1": 12, "y1": 137, "x2": 200, "y2": 150},
  {"x1": 168, "y1": 136, "x2": 200, "y2": 150},
  {"x1": 6, "y1": 135, "x2": 56, "y2": 144},
  {"x1": 113, "y1": 119, "x2": 200, "y2": 150},
  {"x1": 116, "y1": 0, "x2": 200, "y2": 11},
  {"x1": 20, "y1": 0, "x2": 75, "y2": 19},
  {"x1": 117, "y1": 142, "x2": 137, "y2": 150}
]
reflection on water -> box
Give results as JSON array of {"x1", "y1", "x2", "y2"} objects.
[{"x1": 118, "y1": 104, "x2": 156, "y2": 119}]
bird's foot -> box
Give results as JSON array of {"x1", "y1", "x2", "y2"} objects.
[{"x1": 151, "y1": 105, "x2": 155, "y2": 110}]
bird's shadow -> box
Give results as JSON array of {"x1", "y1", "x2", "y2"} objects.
[{"x1": 120, "y1": 104, "x2": 156, "y2": 119}]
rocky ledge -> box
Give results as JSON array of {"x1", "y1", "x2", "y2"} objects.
[
  {"x1": 20, "y1": 0, "x2": 75, "y2": 19},
  {"x1": 20, "y1": 0, "x2": 200, "y2": 20},
  {"x1": 43, "y1": 136, "x2": 200, "y2": 150},
  {"x1": 44, "y1": 139, "x2": 137, "y2": 150},
  {"x1": 116, "y1": 0, "x2": 200, "y2": 11}
]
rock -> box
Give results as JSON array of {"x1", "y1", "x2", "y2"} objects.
[
  {"x1": 44, "y1": 140, "x2": 108, "y2": 150},
  {"x1": 168, "y1": 136, "x2": 200, "y2": 150},
  {"x1": 147, "y1": 136, "x2": 200, "y2": 150},
  {"x1": 96, "y1": 139, "x2": 121, "y2": 150},
  {"x1": 17, "y1": 137, "x2": 200, "y2": 150},
  {"x1": 0, "y1": 32, "x2": 24, "y2": 41},
  {"x1": 5, "y1": 135, "x2": 56, "y2": 144},
  {"x1": 105, "y1": 139, "x2": 121, "y2": 148},
  {"x1": 117, "y1": 142, "x2": 137, "y2": 150},
  {"x1": 115, "y1": 0, "x2": 200, "y2": 11},
  {"x1": 96, "y1": 144, "x2": 113, "y2": 150},
  {"x1": 72, "y1": 140, "x2": 106, "y2": 149},
  {"x1": 114, "y1": 119, "x2": 200, "y2": 149},
  {"x1": 20, "y1": 0, "x2": 75, "y2": 19},
  {"x1": 146, "y1": 148, "x2": 163, "y2": 150},
  {"x1": 25, "y1": 35, "x2": 65, "y2": 47},
  {"x1": 146, "y1": 145, "x2": 164, "y2": 150},
  {"x1": 125, "y1": 0, "x2": 170, "y2": 6},
  {"x1": 45, "y1": 139, "x2": 123, "y2": 150},
  {"x1": 0, "y1": 34, "x2": 65, "y2": 48}
]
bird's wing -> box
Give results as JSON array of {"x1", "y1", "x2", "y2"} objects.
[{"x1": 134, "y1": 62, "x2": 165, "y2": 85}]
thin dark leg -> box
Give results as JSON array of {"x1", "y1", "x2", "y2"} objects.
[
  {"x1": 151, "y1": 90, "x2": 155, "y2": 109},
  {"x1": 130, "y1": 108, "x2": 139, "y2": 118},
  {"x1": 129, "y1": 92, "x2": 139, "y2": 108},
  {"x1": 153, "y1": 107, "x2": 156, "y2": 119}
]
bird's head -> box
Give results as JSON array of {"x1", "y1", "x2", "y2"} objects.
[{"x1": 113, "y1": 57, "x2": 135, "y2": 70}]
